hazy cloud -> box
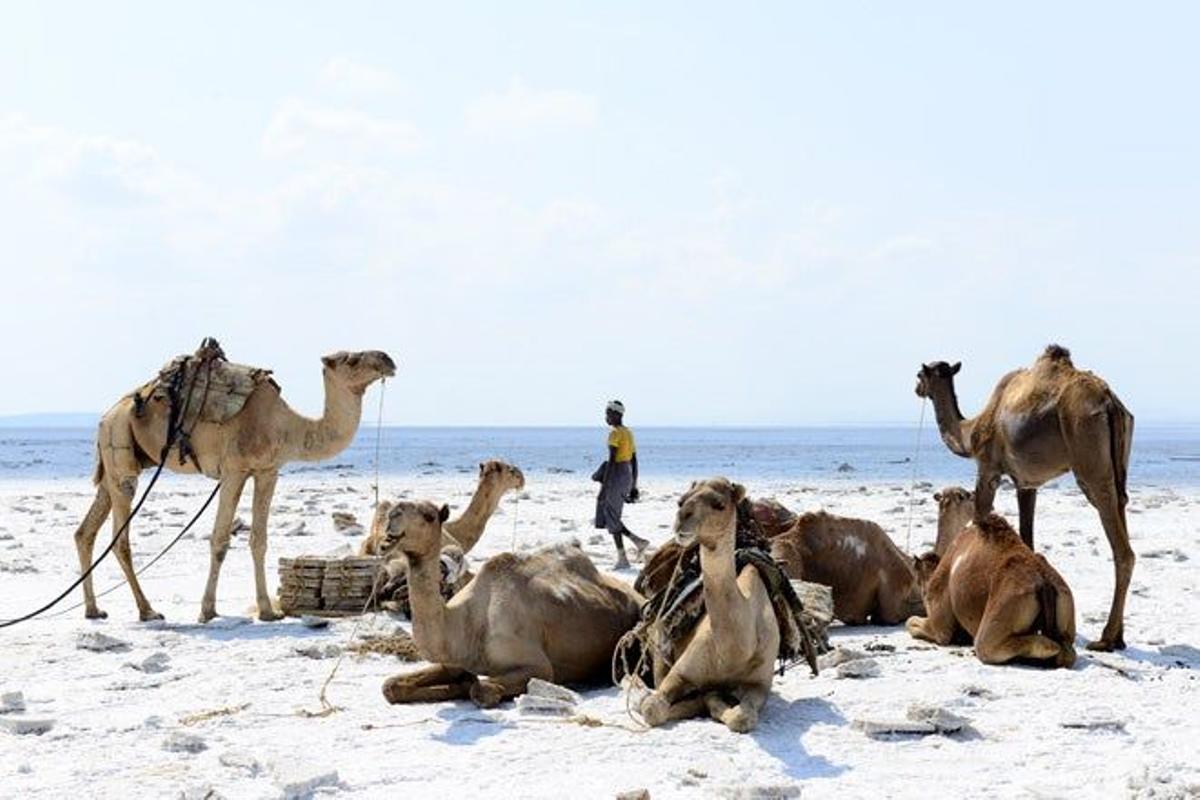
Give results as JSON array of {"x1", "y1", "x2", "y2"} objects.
[{"x1": 465, "y1": 79, "x2": 597, "y2": 135}]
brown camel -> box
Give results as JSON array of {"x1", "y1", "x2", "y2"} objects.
[
  {"x1": 915, "y1": 345, "x2": 1133, "y2": 651},
  {"x1": 379, "y1": 500, "x2": 642, "y2": 707},
  {"x1": 640, "y1": 478, "x2": 780, "y2": 733},
  {"x1": 359, "y1": 460, "x2": 525, "y2": 556},
  {"x1": 933, "y1": 486, "x2": 975, "y2": 556},
  {"x1": 769, "y1": 510, "x2": 925, "y2": 625},
  {"x1": 907, "y1": 513, "x2": 1077, "y2": 668},
  {"x1": 74, "y1": 349, "x2": 395, "y2": 623}
]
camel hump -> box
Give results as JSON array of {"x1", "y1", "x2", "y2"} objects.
[
  {"x1": 1040, "y1": 344, "x2": 1073, "y2": 365},
  {"x1": 150, "y1": 345, "x2": 276, "y2": 425}
]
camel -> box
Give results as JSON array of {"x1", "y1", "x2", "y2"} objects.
[
  {"x1": 915, "y1": 345, "x2": 1133, "y2": 651},
  {"x1": 359, "y1": 460, "x2": 525, "y2": 556},
  {"x1": 74, "y1": 348, "x2": 395, "y2": 623},
  {"x1": 907, "y1": 513, "x2": 1077, "y2": 668},
  {"x1": 768, "y1": 511, "x2": 925, "y2": 625},
  {"x1": 933, "y1": 486, "x2": 974, "y2": 556},
  {"x1": 639, "y1": 478, "x2": 780, "y2": 733},
  {"x1": 379, "y1": 500, "x2": 642, "y2": 707}
]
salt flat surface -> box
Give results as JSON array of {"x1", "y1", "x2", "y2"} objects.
[{"x1": 1, "y1": 474, "x2": 1197, "y2": 799}]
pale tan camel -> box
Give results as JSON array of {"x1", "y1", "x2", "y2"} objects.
[
  {"x1": 908, "y1": 513, "x2": 1077, "y2": 668},
  {"x1": 640, "y1": 478, "x2": 780, "y2": 733},
  {"x1": 379, "y1": 500, "x2": 642, "y2": 707},
  {"x1": 74, "y1": 350, "x2": 395, "y2": 623},
  {"x1": 769, "y1": 511, "x2": 925, "y2": 625},
  {"x1": 359, "y1": 460, "x2": 525, "y2": 556},
  {"x1": 933, "y1": 486, "x2": 974, "y2": 556},
  {"x1": 915, "y1": 345, "x2": 1133, "y2": 651}
]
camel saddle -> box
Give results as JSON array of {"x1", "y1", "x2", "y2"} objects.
[
  {"x1": 138, "y1": 337, "x2": 277, "y2": 428},
  {"x1": 616, "y1": 502, "x2": 827, "y2": 688}
]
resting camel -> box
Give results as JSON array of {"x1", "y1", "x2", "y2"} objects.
[
  {"x1": 359, "y1": 460, "x2": 525, "y2": 556},
  {"x1": 769, "y1": 511, "x2": 925, "y2": 625},
  {"x1": 379, "y1": 500, "x2": 642, "y2": 707},
  {"x1": 640, "y1": 478, "x2": 780, "y2": 733},
  {"x1": 916, "y1": 345, "x2": 1133, "y2": 651},
  {"x1": 907, "y1": 513, "x2": 1077, "y2": 668},
  {"x1": 75, "y1": 349, "x2": 395, "y2": 623},
  {"x1": 933, "y1": 486, "x2": 974, "y2": 556}
]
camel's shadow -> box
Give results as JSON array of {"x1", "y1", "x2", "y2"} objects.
[
  {"x1": 158, "y1": 617, "x2": 334, "y2": 643},
  {"x1": 750, "y1": 695, "x2": 848, "y2": 781},
  {"x1": 430, "y1": 706, "x2": 513, "y2": 745}
]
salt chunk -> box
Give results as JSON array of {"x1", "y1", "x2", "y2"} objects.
[
  {"x1": 76, "y1": 631, "x2": 131, "y2": 652},
  {"x1": 0, "y1": 717, "x2": 54, "y2": 736},
  {"x1": 0, "y1": 691, "x2": 26, "y2": 714},
  {"x1": 163, "y1": 731, "x2": 207, "y2": 753},
  {"x1": 273, "y1": 765, "x2": 340, "y2": 799},
  {"x1": 836, "y1": 658, "x2": 881, "y2": 679}
]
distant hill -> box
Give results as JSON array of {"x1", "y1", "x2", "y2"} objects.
[{"x1": 0, "y1": 413, "x2": 99, "y2": 428}]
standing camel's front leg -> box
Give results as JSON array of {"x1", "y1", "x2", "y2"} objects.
[
  {"x1": 199, "y1": 474, "x2": 248, "y2": 623},
  {"x1": 1017, "y1": 488, "x2": 1037, "y2": 549},
  {"x1": 250, "y1": 470, "x2": 281, "y2": 621}
]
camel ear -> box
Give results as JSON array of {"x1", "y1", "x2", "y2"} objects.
[
  {"x1": 730, "y1": 482, "x2": 747, "y2": 504},
  {"x1": 950, "y1": 362, "x2": 961, "y2": 375},
  {"x1": 933, "y1": 492, "x2": 942, "y2": 503},
  {"x1": 438, "y1": 504, "x2": 450, "y2": 523}
]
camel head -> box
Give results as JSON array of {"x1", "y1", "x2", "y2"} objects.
[
  {"x1": 934, "y1": 486, "x2": 975, "y2": 553},
  {"x1": 674, "y1": 477, "x2": 746, "y2": 550},
  {"x1": 915, "y1": 360, "x2": 960, "y2": 399},
  {"x1": 379, "y1": 500, "x2": 451, "y2": 560},
  {"x1": 321, "y1": 350, "x2": 397, "y2": 394},
  {"x1": 911, "y1": 552, "x2": 941, "y2": 594},
  {"x1": 478, "y1": 460, "x2": 525, "y2": 493}
]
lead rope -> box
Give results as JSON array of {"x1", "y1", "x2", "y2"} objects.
[
  {"x1": 309, "y1": 378, "x2": 388, "y2": 717},
  {"x1": 904, "y1": 398, "x2": 928, "y2": 553}
]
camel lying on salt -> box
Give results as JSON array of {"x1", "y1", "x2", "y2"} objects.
[
  {"x1": 379, "y1": 500, "x2": 642, "y2": 707},
  {"x1": 908, "y1": 513, "x2": 1077, "y2": 668}
]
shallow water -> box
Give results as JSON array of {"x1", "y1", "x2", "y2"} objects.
[{"x1": 2, "y1": 424, "x2": 1197, "y2": 485}]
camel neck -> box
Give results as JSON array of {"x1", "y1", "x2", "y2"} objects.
[
  {"x1": 405, "y1": 554, "x2": 454, "y2": 663},
  {"x1": 929, "y1": 379, "x2": 973, "y2": 458},
  {"x1": 282, "y1": 371, "x2": 364, "y2": 463},
  {"x1": 698, "y1": 530, "x2": 744, "y2": 643},
  {"x1": 443, "y1": 479, "x2": 504, "y2": 553}
]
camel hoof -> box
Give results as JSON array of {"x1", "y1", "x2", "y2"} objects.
[
  {"x1": 725, "y1": 709, "x2": 758, "y2": 734},
  {"x1": 84, "y1": 608, "x2": 108, "y2": 620},
  {"x1": 381, "y1": 675, "x2": 406, "y2": 704},
  {"x1": 1086, "y1": 636, "x2": 1126, "y2": 652},
  {"x1": 198, "y1": 609, "x2": 218, "y2": 624},
  {"x1": 139, "y1": 610, "x2": 165, "y2": 622},
  {"x1": 257, "y1": 609, "x2": 284, "y2": 623},
  {"x1": 640, "y1": 694, "x2": 670, "y2": 727},
  {"x1": 469, "y1": 680, "x2": 505, "y2": 708}
]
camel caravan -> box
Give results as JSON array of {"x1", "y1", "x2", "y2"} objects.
[{"x1": 61, "y1": 340, "x2": 1133, "y2": 732}]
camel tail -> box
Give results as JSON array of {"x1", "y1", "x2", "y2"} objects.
[
  {"x1": 1107, "y1": 392, "x2": 1133, "y2": 508},
  {"x1": 91, "y1": 442, "x2": 104, "y2": 487}
]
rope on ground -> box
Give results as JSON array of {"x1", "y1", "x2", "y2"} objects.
[{"x1": 905, "y1": 397, "x2": 928, "y2": 554}]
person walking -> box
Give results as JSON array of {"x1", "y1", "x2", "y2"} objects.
[{"x1": 594, "y1": 400, "x2": 648, "y2": 569}]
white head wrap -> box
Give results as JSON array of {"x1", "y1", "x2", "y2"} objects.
[{"x1": 606, "y1": 400, "x2": 625, "y2": 415}]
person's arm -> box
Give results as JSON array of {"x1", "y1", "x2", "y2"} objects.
[{"x1": 629, "y1": 452, "x2": 639, "y2": 501}]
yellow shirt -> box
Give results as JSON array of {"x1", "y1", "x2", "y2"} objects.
[{"x1": 608, "y1": 425, "x2": 636, "y2": 463}]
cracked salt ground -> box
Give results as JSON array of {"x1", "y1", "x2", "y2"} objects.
[{"x1": 1, "y1": 473, "x2": 1198, "y2": 798}]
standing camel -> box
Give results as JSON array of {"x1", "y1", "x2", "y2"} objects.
[
  {"x1": 915, "y1": 345, "x2": 1133, "y2": 651},
  {"x1": 75, "y1": 348, "x2": 395, "y2": 623}
]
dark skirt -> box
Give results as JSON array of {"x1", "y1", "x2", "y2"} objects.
[{"x1": 594, "y1": 461, "x2": 633, "y2": 533}]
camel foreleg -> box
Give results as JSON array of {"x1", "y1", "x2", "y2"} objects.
[
  {"x1": 199, "y1": 474, "x2": 248, "y2": 623},
  {"x1": 469, "y1": 661, "x2": 553, "y2": 708},
  {"x1": 250, "y1": 470, "x2": 282, "y2": 621},
  {"x1": 705, "y1": 685, "x2": 768, "y2": 733},
  {"x1": 382, "y1": 665, "x2": 473, "y2": 705}
]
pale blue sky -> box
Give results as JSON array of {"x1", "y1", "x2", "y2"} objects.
[{"x1": 1, "y1": 3, "x2": 1196, "y2": 424}]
